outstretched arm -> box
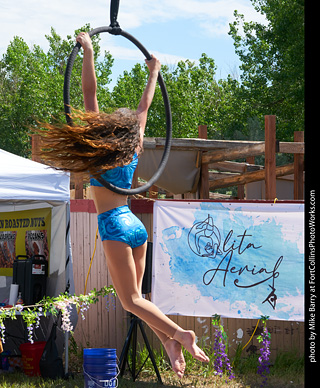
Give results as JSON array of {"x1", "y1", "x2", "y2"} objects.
[
  {"x1": 76, "y1": 32, "x2": 99, "y2": 113},
  {"x1": 136, "y1": 56, "x2": 161, "y2": 136}
]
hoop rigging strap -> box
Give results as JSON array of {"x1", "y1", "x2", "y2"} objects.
[
  {"x1": 63, "y1": 0, "x2": 172, "y2": 196},
  {"x1": 110, "y1": 0, "x2": 120, "y2": 28}
]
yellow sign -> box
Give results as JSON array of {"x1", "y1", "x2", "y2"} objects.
[{"x1": 0, "y1": 208, "x2": 51, "y2": 276}]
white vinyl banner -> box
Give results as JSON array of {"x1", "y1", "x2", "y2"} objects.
[{"x1": 152, "y1": 201, "x2": 304, "y2": 321}]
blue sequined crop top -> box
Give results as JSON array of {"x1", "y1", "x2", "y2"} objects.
[{"x1": 90, "y1": 153, "x2": 138, "y2": 189}]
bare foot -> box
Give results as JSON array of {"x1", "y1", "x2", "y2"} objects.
[
  {"x1": 173, "y1": 329, "x2": 209, "y2": 363},
  {"x1": 164, "y1": 338, "x2": 186, "y2": 379}
]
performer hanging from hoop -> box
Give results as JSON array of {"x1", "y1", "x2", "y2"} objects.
[{"x1": 38, "y1": 32, "x2": 209, "y2": 378}]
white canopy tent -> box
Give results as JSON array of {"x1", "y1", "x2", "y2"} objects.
[
  {"x1": 0, "y1": 149, "x2": 75, "y2": 372},
  {"x1": 0, "y1": 148, "x2": 74, "y2": 300}
]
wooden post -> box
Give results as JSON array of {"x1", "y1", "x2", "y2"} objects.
[
  {"x1": 246, "y1": 156, "x2": 255, "y2": 165},
  {"x1": 31, "y1": 134, "x2": 41, "y2": 163},
  {"x1": 294, "y1": 131, "x2": 304, "y2": 200},
  {"x1": 243, "y1": 156, "x2": 256, "y2": 199},
  {"x1": 237, "y1": 185, "x2": 245, "y2": 199},
  {"x1": 265, "y1": 115, "x2": 277, "y2": 200},
  {"x1": 132, "y1": 165, "x2": 139, "y2": 189},
  {"x1": 198, "y1": 125, "x2": 209, "y2": 199},
  {"x1": 74, "y1": 174, "x2": 84, "y2": 199}
]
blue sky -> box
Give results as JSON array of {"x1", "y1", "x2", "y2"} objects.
[{"x1": 0, "y1": 0, "x2": 266, "y2": 86}]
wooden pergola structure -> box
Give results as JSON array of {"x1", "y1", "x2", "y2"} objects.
[{"x1": 32, "y1": 115, "x2": 304, "y2": 201}]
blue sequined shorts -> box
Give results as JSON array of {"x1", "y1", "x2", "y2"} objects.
[{"x1": 97, "y1": 205, "x2": 148, "y2": 249}]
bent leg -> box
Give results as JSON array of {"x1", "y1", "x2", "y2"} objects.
[
  {"x1": 131, "y1": 243, "x2": 186, "y2": 378},
  {"x1": 103, "y1": 240, "x2": 178, "y2": 338},
  {"x1": 103, "y1": 240, "x2": 209, "y2": 369}
]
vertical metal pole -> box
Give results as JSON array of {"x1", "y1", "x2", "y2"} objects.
[
  {"x1": 65, "y1": 332, "x2": 69, "y2": 375},
  {"x1": 131, "y1": 317, "x2": 137, "y2": 381}
]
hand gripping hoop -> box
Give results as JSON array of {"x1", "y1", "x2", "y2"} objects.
[{"x1": 63, "y1": 1, "x2": 172, "y2": 196}]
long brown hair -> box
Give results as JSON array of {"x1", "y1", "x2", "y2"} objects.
[{"x1": 35, "y1": 108, "x2": 140, "y2": 176}]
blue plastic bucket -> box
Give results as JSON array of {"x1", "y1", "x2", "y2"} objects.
[{"x1": 83, "y1": 348, "x2": 118, "y2": 388}]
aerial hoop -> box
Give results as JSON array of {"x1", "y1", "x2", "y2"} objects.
[{"x1": 63, "y1": 1, "x2": 172, "y2": 196}]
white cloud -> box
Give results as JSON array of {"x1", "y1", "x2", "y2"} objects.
[
  {"x1": 108, "y1": 47, "x2": 192, "y2": 65},
  {"x1": 118, "y1": 0, "x2": 267, "y2": 36},
  {"x1": 0, "y1": 0, "x2": 110, "y2": 53},
  {"x1": 0, "y1": 0, "x2": 266, "y2": 56}
]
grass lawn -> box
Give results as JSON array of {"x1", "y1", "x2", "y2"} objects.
[
  {"x1": 0, "y1": 348, "x2": 305, "y2": 388},
  {"x1": 0, "y1": 333, "x2": 304, "y2": 388},
  {"x1": 0, "y1": 369, "x2": 305, "y2": 388}
]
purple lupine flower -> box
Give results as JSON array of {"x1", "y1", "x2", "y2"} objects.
[
  {"x1": 213, "y1": 328, "x2": 235, "y2": 381},
  {"x1": 257, "y1": 326, "x2": 271, "y2": 386}
]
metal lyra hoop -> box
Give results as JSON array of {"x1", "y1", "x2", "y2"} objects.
[{"x1": 63, "y1": 24, "x2": 172, "y2": 196}]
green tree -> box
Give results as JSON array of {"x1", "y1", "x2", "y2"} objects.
[
  {"x1": 0, "y1": 25, "x2": 113, "y2": 157},
  {"x1": 111, "y1": 63, "x2": 148, "y2": 113},
  {"x1": 0, "y1": 37, "x2": 39, "y2": 156},
  {"x1": 228, "y1": 0, "x2": 304, "y2": 140},
  {"x1": 1, "y1": 0, "x2": 304, "y2": 158},
  {"x1": 113, "y1": 53, "x2": 224, "y2": 139},
  {"x1": 164, "y1": 54, "x2": 221, "y2": 139}
]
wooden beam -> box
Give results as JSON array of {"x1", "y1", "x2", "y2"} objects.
[
  {"x1": 209, "y1": 172, "x2": 239, "y2": 180},
  {"x1": 210, "y1": 161, "x2": 245, "y2": 173},
  {"x1": 209, "y1": 163, "x2": 294, "y2": 190},
  {"x1": 202, "y1": 142, "x2": 265, "y2": 164},
  {"x1": 294, "y1": 131, "x2": 304, "y2": 200},
  {"x1": 265, "y1": 115, "x2": 277, "y2": 200},
  {"x1": 279, "y1": 141, "x2": 304, "y2": 154},
  {"x1": 209, "y1": 160, "x2": 262, "y2": 173},
  {"x1": 143, "y1": 137, "x2": 304, "y2": 153},
  {"x1": 143, "y1": 137, "x2": 265, "y2": 151}
]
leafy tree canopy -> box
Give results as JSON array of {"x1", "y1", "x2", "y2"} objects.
[
  {"x1": 0, "y1": 0, "x2": 304, "y2": 157},
  {"x1": 0, "y1": 24, "x2": 113, "y2": 157},
  {"x1": 228, "y1": 0, "x2": 304, "y2": 140}
]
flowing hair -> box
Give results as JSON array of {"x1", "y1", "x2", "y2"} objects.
[{"x1": 35, "y1": 108, "x2": 141, "y2": 177}]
